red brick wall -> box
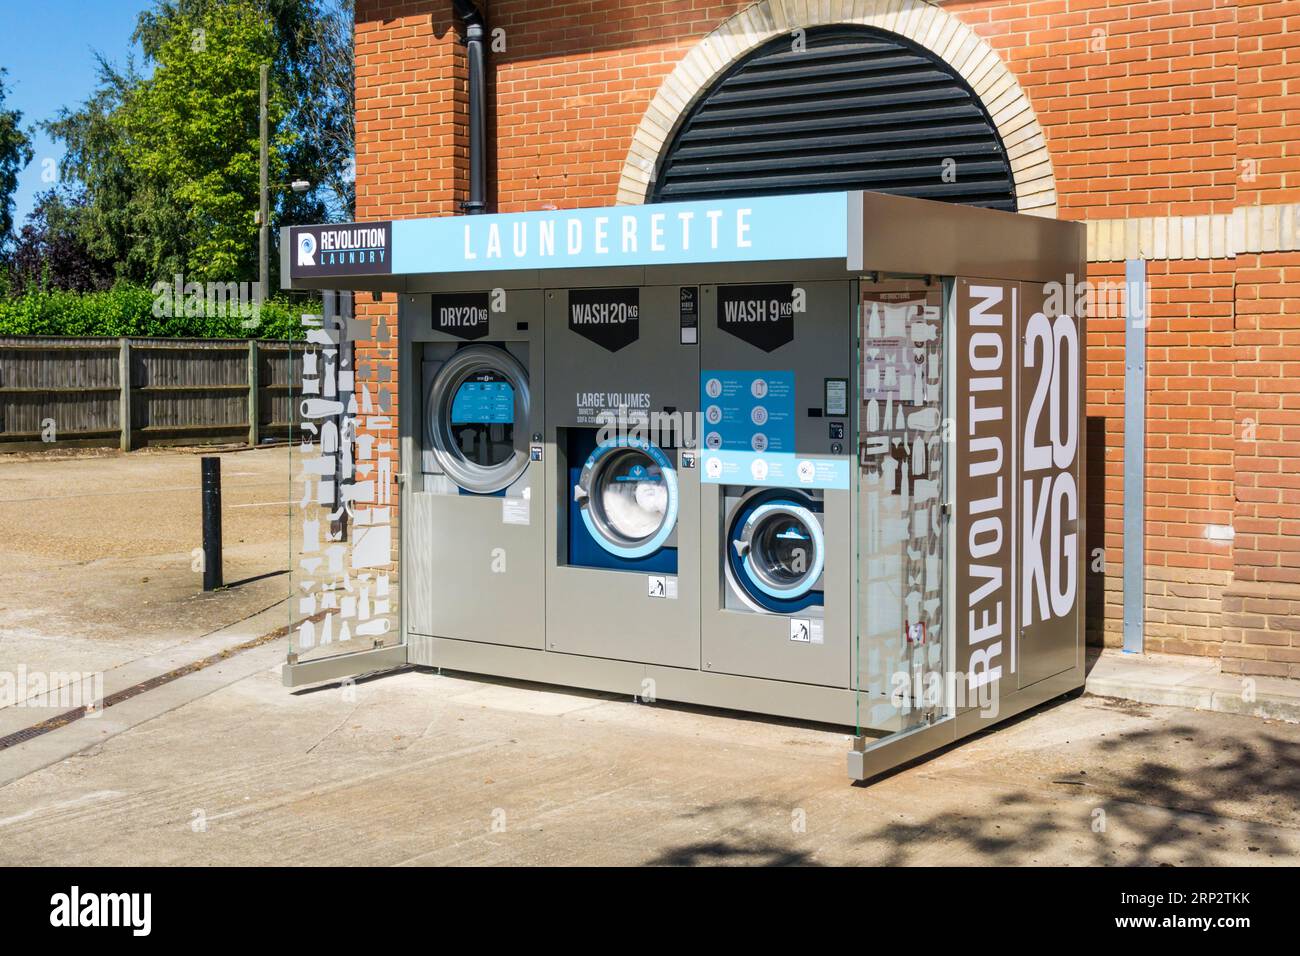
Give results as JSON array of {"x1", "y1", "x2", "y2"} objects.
[
  {"x1": 952, "y1": 0, "x2": 1241, "y2": 220},
  {"x1": 352, "y1": 0, "x2": 1300, "y2": 675},
  {"x1": 352, "y1": 1, "x2": 465, "y2": 568}
]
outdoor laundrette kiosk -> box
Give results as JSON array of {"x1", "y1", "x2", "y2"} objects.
[{"x1": 282, "y1": 190, "x2": 1087, "y2": 781}]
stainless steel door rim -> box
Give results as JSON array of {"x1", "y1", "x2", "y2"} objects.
[{"x1": 426, "y1": 344, "x2": 531, "y2": 494}]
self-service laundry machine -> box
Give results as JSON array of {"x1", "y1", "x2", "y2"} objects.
[
  {"x1": 723, "y1": 486, "x2": 826, "y2": 615},
  {"x1": 287, "y1": 189, "x2": 1089, "y2": 783},
  {"x1": 401, "y1": 289, "x2": 546, "y2": 649},
  {"x1": 544, "y1": 284, "x2": 700, "y2": 668},
  {"x1": 698, "y1": 281, "x2": 854, "y2": 688}
]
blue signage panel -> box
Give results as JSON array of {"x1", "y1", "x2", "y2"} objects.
[
  {"x1": 701, "y1": 370, "x2": 795, "y2": 454},
  {"x1": 700, "y1": 450, "x2": 850, "y2": 490},
  {"x1": 390, "y1": 192, "x2": 848, "y2": 274},
  {"x1": 699, "y1": 369, "x2": 848, "y2": 490}
]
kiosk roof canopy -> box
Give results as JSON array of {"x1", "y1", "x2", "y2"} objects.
[{"x1": 283, "y1": 189, "x2": 1084, "y2": 293}]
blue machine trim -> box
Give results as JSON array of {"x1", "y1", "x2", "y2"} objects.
[
  {"x1": 567, "y1": 432, "x2": 679, "y2": 573},
  {"x1": 727, "y1": 490, "x2": 824, "y2": 613},
  {"x1": 739, "y1": 502, "x2": 826, "y2": 598}
]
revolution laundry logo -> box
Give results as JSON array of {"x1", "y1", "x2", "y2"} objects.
[
  {"x1": 568, "y1": 287, "x2": 639, "y2": 352},
  {"x1": 953, "y1": 279, "x2": 1083, "y2": 709},
  {"x1": 290, "y1": 222, "x2": 392, "y2": 278},
  {"x1": 432, "y1": 291, "x2": 491, "y2": 340}
]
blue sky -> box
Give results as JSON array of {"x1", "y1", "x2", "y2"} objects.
[{"x1": 2, "y1": 0, "x2": 152, "y2": 226}]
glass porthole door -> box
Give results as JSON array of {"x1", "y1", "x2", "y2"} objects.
[
  {"x1": 575, "y1": 439, "x2": 679, "y2": 559},
  {"x1": 426, "y1": 345, "x2": 530, "y2": 494}
]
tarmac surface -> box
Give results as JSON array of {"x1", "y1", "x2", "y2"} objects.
[
  {"x1": 0, "y1": 446, "x2": 292, "y2": 681},
  {"x1": 1, "y1": 446, "x2": 1298, "y2": 866}
]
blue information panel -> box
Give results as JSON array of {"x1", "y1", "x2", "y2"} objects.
[
  {"x1": 699, "y1": 370, "x2": 847, "y2": 490},
  {"x1": 700, "y1": 450, "x2": 850, "y2": 490},
  {"x1": 701, "y1": 370, "x2": 795, "y2": 454},
  {"x1": 451, "y1": 377, "x2": 514, "y2": 424}
]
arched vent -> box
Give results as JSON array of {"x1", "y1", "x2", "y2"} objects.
[{"x1": 651, "y1": 26, "x2": 1017, "y2": 211}]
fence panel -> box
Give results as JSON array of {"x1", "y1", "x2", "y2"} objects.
[{"x1": 0, "y1": 336, "x2": 306, "y2": 451}]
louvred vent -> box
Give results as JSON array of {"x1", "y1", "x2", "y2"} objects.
[{"x1": 651, "y1": 26, "x2": 1018, "y2": 212}]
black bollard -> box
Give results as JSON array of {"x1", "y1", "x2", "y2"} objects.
[{"x1": 201, "y1": 456, "x2": 223, "y2": 591}]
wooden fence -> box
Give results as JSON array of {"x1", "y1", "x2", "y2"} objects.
[{"x1": 0, "y1": 336, "x2": 307, "y2": 451}]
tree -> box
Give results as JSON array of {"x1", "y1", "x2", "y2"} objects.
[
  {"x1": 6, "y1": 187, "x2": 114, "y2": 294},
  {"x1": 122, "y1": 1, "x2": 289, "y2": 281},
  {"x1": 132, "y1": 0, "x2": 354, "y2": 224},
  {"x1": 42, "y1": 57, "x2": 150, "y2": 282},
  {"x1": 0, "y1": 68, "x2": 35, "y2": 244},
  {"x1": 44, "y1": 0, "x2": 355, "y2": 287}
]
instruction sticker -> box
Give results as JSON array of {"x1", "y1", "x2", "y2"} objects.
[
  {"x1": 502, "y1": 496, "x2": 530, "y2": 526},
  {"x1": 824, "y1": 377, "x2": 848, "y2": 417},
  {"x1": 679, "y1": 286, "x2": 699, "y2": 345}
]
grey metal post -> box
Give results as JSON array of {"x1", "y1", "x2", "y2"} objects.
[
  {"x1": 118, "y1": 336, "x2": 131, "y2": 452},
  {"x1": 247, "y1": 338, "x2": 259, "y2": 447},
  {"x1": 1123, "y1": 259, "x2": 1147, "y2": 654},
  {"x1": 201, "y1": 456, "x2": 223, "y2": 591},
  {"x1": 258, "y1": 63, "x2": 269, "y2": 306}
]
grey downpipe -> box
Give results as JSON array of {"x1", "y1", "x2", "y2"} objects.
[{"x1": 454, "y1": 0, "x2": 488, "y2": 214}]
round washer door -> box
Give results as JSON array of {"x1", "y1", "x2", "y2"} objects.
[
  {"x1": 727, "y1": 492, "x2": 825, "y2": 612},
  {"x1": 426, "y1": 345, "x2": 530, "y2": 494},
  {"x1": 576, "y1": 439, "x2": 679, "y2": 559}
]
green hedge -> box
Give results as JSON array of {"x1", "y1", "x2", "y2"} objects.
[{"x1": 0, "y1": 282, "x2": 314, "y2": 340}]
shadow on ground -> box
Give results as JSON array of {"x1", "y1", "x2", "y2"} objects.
[
  {"x1": 640, "y1": 707, "x2": 1300, "y2": 866},
  {"x1": 853, "y1": 719, "x2": 1300, "y2": 866}
]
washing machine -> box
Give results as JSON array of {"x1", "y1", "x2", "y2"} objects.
[
  {"x1": 401, "y1": 290, "x2": 546, "y2": 649},
  {"x1": 544, "y1": 285, "x2": 700, "y2": 668},
  {"x1": 569, "y1": 431, "x2": 679, "y2": 574},
  {"x1": 698, "y1": 280, "x2": 854, "y2": 688},
  {"x1": 723, "y1": 486, "x2": 826, "y2": 616}
]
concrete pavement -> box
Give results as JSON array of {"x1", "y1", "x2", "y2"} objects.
[{"x1": 0, "y1": 660, "x2": 1297, "y2": 866}]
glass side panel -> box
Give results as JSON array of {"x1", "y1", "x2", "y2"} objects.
[
  {"x1": 855, "y1": 280, "x2": 947, "y2": 736},
  {"x1": 287, "y1": 291, "x2": 402, "y2": 666}
]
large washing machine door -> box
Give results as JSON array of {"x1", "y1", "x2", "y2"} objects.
[
  {"x1": 426, "y1": 345, "x2": 530, "y2": 494},
  {"x1": 727, "y1": 491, "x2": 826, "y2": 612},
  {"x1": 575, "y1": 438, "x2": 679, "y2": 559}
]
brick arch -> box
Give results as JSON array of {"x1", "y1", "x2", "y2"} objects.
[{"x1": 615, "y1": 0, "x2": 1058, "y2": 217}]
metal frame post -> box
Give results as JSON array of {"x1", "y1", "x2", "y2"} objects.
[
  {"x1": 247, "y1": 338, "x2": 259, "y2": 447},
  {"x1": 118, "y1": 337, "x2": 131, "y2": 452},
  {"x1": 1123, "y1": 259, "x2": 1147, "y2": 654},
  {"x1": 201, "y1": 456, "x2": 224, "y2": 591}
]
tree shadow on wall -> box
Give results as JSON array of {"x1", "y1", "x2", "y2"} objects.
[{"x1": 853, "y1": 717, "x2": 1300, "y2": 866}]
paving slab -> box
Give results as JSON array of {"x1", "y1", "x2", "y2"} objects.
[{"x1": 1086, "y1": 648, "x2": 1300, "y2": 724}]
